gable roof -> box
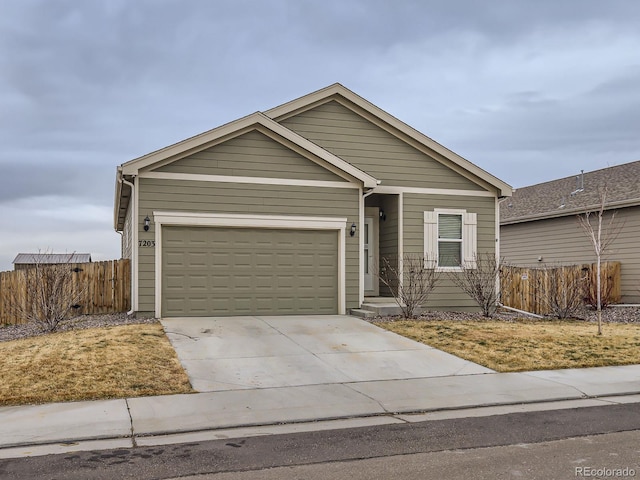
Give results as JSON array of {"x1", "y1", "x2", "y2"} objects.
[
  {"x1": 501, "y1": 160, "x2": 640, "y2": 225},
  {"x1": 265, "y1": 83, "x2": 512, "y2": 197},
  {"x1": 119, "y1": 111, "x2": 377, "y2": 187},
  {"x1": 115, "y1": 111, "x2": 378, "y2": 229},
  {"x1": 13, "y1": 253, "x2": 92, "y2": 265},
  {"x1": 115, "y1": 84, "x2": 512, "y2": 231}
]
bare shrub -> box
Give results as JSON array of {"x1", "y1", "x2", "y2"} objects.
[
  {"x1": 11, "y1": 254, "x2": 87, "y2": 332},
  {"x1": 449, "y1": 252, "x2": 504, "y2": 317},
  {"x1": 536, "y1": 265, "x2": 587, "y2": 319},
  {"x1": 377, "y1": 254, "x2": 440, "y2": 319}
]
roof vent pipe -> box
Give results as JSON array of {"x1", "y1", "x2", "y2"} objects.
[{"x1": 571, "y1": 169, "x2": 585, "y2": 196}]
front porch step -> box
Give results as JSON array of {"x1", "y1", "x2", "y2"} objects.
[
  {"x1": 351, "y1": 297, "x2": 423, "y2": 318},
  {"x1": 349, "y1": 308, "x2": 378, "y2": 319},
  {"x1": 360, "y1": 302, "x2": 404, "y2": 316}
]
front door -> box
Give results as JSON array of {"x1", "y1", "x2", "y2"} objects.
[{"x1": 364, "y1": 208, "x2": 379, "y2": 296}]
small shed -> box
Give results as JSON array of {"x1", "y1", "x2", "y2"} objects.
[{"x1": 12, "y1": 253, "x2": 92, "y2": 271}]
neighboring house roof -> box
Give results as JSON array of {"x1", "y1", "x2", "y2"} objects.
[
  {"x1": 114, "y1": 83, "x2": 513, "y2": 230},
  {"x1": 13, "y1": 253, "x2": 92, "y2": 265},
  {"x1": 500, "y1": 160, "x2": 640, "y2": 225}
]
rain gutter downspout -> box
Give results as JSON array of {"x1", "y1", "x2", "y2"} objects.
[
  {"x1": 498, "y1": 303, "x2": 544, "y2": 319},
  {"x1": 120, "y1": 174, "x2": 136, "y2": 316}
]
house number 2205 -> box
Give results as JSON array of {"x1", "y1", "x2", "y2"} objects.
[{"x1": 138, "y1": 240, "x2": 156, "y2": 247}]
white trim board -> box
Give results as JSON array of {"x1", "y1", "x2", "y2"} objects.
[
  {"x1": 373, "y1": 185, "x2": 496, "y2": 198},
  {"x1": 153, "y1": 211, "x2": 348, "y2": 317},
  {"x1": 140, "y1": 171, "x2": 358, "y2": 190}
]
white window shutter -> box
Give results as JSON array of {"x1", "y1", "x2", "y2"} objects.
[
  {"x1": 463, "y1": 212, "x2": 477, "y2": 268},
  {"x1": 424, "y1": 211, "x2": 437, "y2": 267}
]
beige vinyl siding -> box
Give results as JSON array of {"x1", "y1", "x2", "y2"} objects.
[
  {"x1": 404, "y1": 193, "x2": 497, "y2": 311},
  {"x1": 280, "y1": 100, "x2": 486, "y2": 190},
  {"x1": 121, "y1": 202, "x2": 133, "y2": 260},
  {"x1": 501, "y1": 206, "x2": 640, "y2": 303},
  {"x1": 153, "y1": 130, "x2": 346, "y2": 182},
  {"x1": 136, "y1": 177, "x2": 360, "y2": 313}
]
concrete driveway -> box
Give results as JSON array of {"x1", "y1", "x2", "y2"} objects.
[{"x1": 160, "y1": 315, "x2": 493, "y2": 392}]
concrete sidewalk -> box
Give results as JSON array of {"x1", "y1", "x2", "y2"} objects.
[{"x1": 2, "y1": 364, "x2": 640, "y2": 457}]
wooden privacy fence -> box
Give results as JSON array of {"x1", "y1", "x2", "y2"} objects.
[
  {"x1": 0, "y1": 259, "x2": 130, "y2": 325},
  {"x1": 500, "y1": 262, "x2": 621, "y2": 316}
]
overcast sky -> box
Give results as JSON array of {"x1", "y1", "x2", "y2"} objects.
[{"x1": 1, "y1": 0, "x2": 639, "y2": 271}]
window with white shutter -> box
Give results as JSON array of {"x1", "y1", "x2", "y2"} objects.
[{"x1": 424, "y1": 209, "x2": 477, "y2": 270}]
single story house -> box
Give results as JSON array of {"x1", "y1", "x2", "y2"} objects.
[
  {"x1": 500, "y1": 161, "x2": 640, "y2": 303},
  {"x1": 114, "y1": 83, "x2": 511, "y2": 318},
  {"x1": 13, "y1": 253, "x2": 92, "y2": 271}
]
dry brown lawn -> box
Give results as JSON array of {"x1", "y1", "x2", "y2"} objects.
[
  {"x1": 375, "y1": 319, "x2": 640, "y2": 372},
  {"x1": 0, "y1": 323, "x2": 194, "y2": 406}
]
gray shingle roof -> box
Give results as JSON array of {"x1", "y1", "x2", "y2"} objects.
[
  {"x1": 13, "y1": 253, "x2": 92, "y2": 265},
  {"x1": 500, "y1": 160, "x2": 640, "y2": 224}
]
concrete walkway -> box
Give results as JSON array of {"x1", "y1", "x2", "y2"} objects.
[{"x1": 1, "y1": 316, "x2": 640, "y2": 458}]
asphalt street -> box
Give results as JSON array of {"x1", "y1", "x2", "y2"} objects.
[
  {"x1": 1, "y1": 402, "x2": 639, "y2": 480},
  {"x1": 172, "y1": 430, "x2": 640, "y2": 480}
]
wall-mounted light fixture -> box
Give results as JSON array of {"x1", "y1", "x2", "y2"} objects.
[
  {"x1": 144, "y1": 215, "x2": 150, "y2": 232},
  {"x1": 379, "y1": 209, "x2": 386, "y2": 221},
  {"x1": 350, "y1": 223, "x2": 357, "y2": 237}
]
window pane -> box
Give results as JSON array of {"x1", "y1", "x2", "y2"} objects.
[
  {"x1": 439, "y1": 214, "x2": 462, "y2": 239},
  {"x1": 439, "y1": 241, "x2": 461, "y2": 267}
]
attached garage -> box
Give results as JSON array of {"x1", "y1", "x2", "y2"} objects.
[{"x1": 154, "y1": 213, "x2": 348, "y2": 317}]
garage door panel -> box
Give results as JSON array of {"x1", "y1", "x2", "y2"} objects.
[{"x1": 162, "y1": 226, "x2": 338, "y2": 316}]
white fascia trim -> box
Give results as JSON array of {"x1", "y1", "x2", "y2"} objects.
[
  {"x1": 153, "y1": 212, "x2": 348, "y2": 317},
  {"x1": 114, "y1": 167, "x2": 123, "y2": 230},
  {"x1": 139, "y1": 171, "x2": 358, "y2": 189},
  {"x1": 374, "y1": 185, "x2": 495, "y2": 198}
]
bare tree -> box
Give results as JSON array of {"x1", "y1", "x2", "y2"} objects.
[
  {"x1": 377, "y1": 254, "x2": 440, "y2": 319},
  {"x1": 11, "y1": 252, "x2": 86, "y2": 332},
  {"x1": 536, "y1": 264, "x2": 587, "y2": 319},
  {"x1": 578, "y1": 187, "x2": 623, "y2": 335},
  {"x1": 449, "y1": 252, "x2": 504, "y2": 317}
]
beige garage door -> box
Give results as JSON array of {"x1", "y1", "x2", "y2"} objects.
[{"x1": 162, "y1": 226, "x2": 338, "y2": 316}]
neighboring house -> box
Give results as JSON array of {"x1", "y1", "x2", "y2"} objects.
[
  {"x1": 13, "y1": 253, "x2": 92, "y2": 271},
  {"x1": 114, "y1": 83, "x2": 511, "y2": 318},
  {"x1": 500, "y1": 161, "x2": 640, "y2": 303}
]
